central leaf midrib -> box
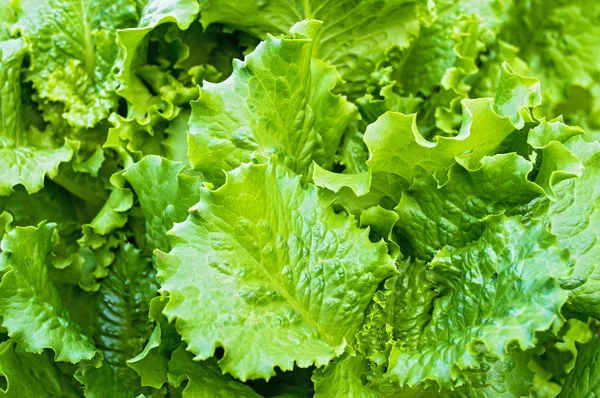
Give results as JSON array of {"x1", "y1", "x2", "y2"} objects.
[
  {"x1": 206, "y1": 214, "x2": 338, "y2": 348},
  {"x1": 79, "y1": 0, "x2": 96, "y2": 77}
]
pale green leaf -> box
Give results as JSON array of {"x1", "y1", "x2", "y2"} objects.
[
  {"x1": 157, "y1": 159, "x2": 395, "y2": 380},
  {"x1": 386, "y1": 216, "x2": 571, "y2": 389},
  {"x1": 493, "y1": 62, "x2": 541, "y2": 129},
  {"x1": 0, "y1": 37, "x2": 74, "y2": 195},
  {"x1": 121, "y1": 155, "x2": 203, "y2": 251},
  {"x1": 0, "y1": 223, "x2": 97, "y2": 363},
  {"x1": 199, "y1": 0, "x2": 429, "y2": 96},
  {"x1": 532, "y1": 136, "x2": 600, "y2": 318},
  {"x1": 527, "y1": 118, "x2": 584, "y2": 199},
  {"x1": 188, "y1": 20, "x2": 356, "y2": 183},
  {"x1": 167, "y1": 345, "x2": 261, "y2": 397},
  {"x1": 312, "y1": 353, "x2": 377, "y2": 398},
  {"x1": 312, "y1": 164, "x2": 370, "y2": 197},
  {"x1": 558, "y1": 337, "x2": 600, "y2": 397},
  {"x1": 0, "y1": 340, "x2": 81, "y2": 397},
  {"x1": 12, "y1": 0, "x2": 140, "y2": 127}
]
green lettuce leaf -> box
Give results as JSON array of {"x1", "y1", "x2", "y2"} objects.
[
  {"x1": 188, "y1": 20, "x2": 356, "y2": 183},
  {"x1": 11, "y1": 0, "x2": 140, "y2": 127},
  {"x1": 0, "y1": 211, "x2": 12, "y2": 242},
  {"x1": 0, "y1": 223, "x2": 97, "y2": 363},
  {"x1": 318, "y1": 63, "x2": 542, "y2": 214},
  {"x1": 395, "y1": 153, "x2": 543, "y2": 260},
  {"x1": 312, "y1": 164, "x2": 371, "y2": 198},
  {"x1": 75, "y1": 242, "x2": 157, "y2": 397},
  {"x1": 0, "y1": 340, "x2": 81, "y2": 397},
  {"x1": 386, "y1": 215, "x2": 571, "y2": 390},
  {"x1": 0, "y1": 182, "x2": 83, "y2": 237},
  {"x1": 0, "y1": 37, "x2": 74, "y2": 195},
  {"x1": 0, "y1": 38, "x2": 26, "y2": 143},
  {"x1": 312, "y1": 353, "x2": 377, "y2": 398},
  {"x1": 558, "y1": 337, "x2": 600, "y2": 397},
  {"x1": 387, "y1": 2, "x2": 499, "y2": 135},
  {"x1": 526, "y1": 117, "x2": 584, "y2": 200},
  {"x1": 157, "y1": 158, "x2": 395, "y2": 380},
  {"x1": 81, "y1": 187, "x2": 133, "y2": 238},
  {"x1": 167, "y1": 345, "x2": 262, "y2": 397},
  {"x1": 111, "y1": 1, "x2": 253, "y2": 166},
  {"x1": 531, "y1": 319, "x2": 597, "y2": 394},
  {"x1": 127, "y1": 296, "x2": 182, "y2": 388},
  {"x1": 115, "y1": 0, "x2": 200, "y2": 120},
  {"x1": 495, "y1": 0, "x2": 600, "y2": 127},
  {"x1": 0, "y1": 0, "x2": 15, "y2": 40},
  {"x1": 1, "y1": 0, "x2": 598, "y2": 396},
  {"x1": 357, "y1": 260, "x2": 436, "y2": 367},
  {"x1": 106, "y1": 107, "x2": 193, "y2": 164},
  {"x1": 532, "y1": 136, "x2": 600, "y2": 319},
  {"x1": 121, "y1": 155, "x2": 203, "y2": 251},
  {"x1": 199, "y1": 0, "x2": 429, "y2": 96},
  {"x1": 364, "y1": 97, "x2": 512, "y2": 197}
]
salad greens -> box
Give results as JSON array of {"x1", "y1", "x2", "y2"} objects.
[{"x1": 1, "y1": 0, "x2": 599, "y2": 396}]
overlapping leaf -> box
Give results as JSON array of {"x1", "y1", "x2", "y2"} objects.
[
  {"x1": 0, "y1": 224, "x2": 97, "y2": 363},
  {"x1": 188, "y1": 20, "x2": 356, "y2": 183},
  {"x1": 12, "y1": 0, "x2": 139, "y2": 127},
  {"x1": 0, "y1": 0, "x2": 599, "y2": 396},
  {"x1": 157, "y1": 159, "x2": 395, "y2": 380},
  {"x1": 386, "y1": 216, "x2": 571, "y2": 389}
]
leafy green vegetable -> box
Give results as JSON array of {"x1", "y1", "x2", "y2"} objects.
[
  {"x1": 157, "y1": 158, "x2": 395, "y2": 380},
  {"x1": 387, "y1": 216, "x2": 571, "y2": 389},
  {"x1": 558, "y1": 337, "x2": 600, "y2": 397},
  {"x1": 187, "y1": 20, "x2": 356, "y2": 183},
  {"x1": 0, "y1": 340, "x2": 81, "y2": 397},
  {"x1": 198, "y1": 0, "x2": 430, "y2": 97},
  {"x1": 1, "y1": 0, "x2": 599, "y2": 396},
  {"x1": 0, "y1": 35, "x2": 75, "y2": 195},
  {"x1": 12, "y1": 0, "x2": 139, "y2": 127},
  {"x1": 75, "y1": 242, "x2": 157, "y2": 397},
  {"x1": 0, "y1": 223, "x2": 97, "y2": 363}
]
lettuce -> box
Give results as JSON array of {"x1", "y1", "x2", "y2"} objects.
[{"x1": 0, "y1": 0, "x2": 599, "y2": 396}]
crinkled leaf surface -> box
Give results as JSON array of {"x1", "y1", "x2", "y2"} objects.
[
  {"x1": 312, "y1": 353, "x2": 377, "y2": 398},
  {"x1": 532, "y1": 136, "x2": 600, "y2": 318},
  {"x1": 395, "y1": 153, "x2": 543, "y2": 260},
  {"x1": 0, "y1": 38, "x2": 26, "y2": 143},
  {"x1": 122, "y1": 155, "x2": 203, "y2": 251},
  {"x1": 0, "y1": 340, "x2": 81, "y2": 397},
  {"x1": 387, "y1": 216, "x2": 571, "y2": 389},
  {"x1": 157, "y1": 159, "x2": 395, "y2": 380},
  {"x1": 199, "y1": 0, "x2": 428, "y2": 96},
  {"x1": 0, "y1": 223, "x2": 96, "y2": 363},
  {"x1": 361, "y1": 62, "x2": 541, "y2": 206},
  {"x1": 115, "y1": 0, "x2": 200, "y2": 119},
  {"x1": 0, "y1": 0, "x2": 598, "y2": 396},
  {"x1": 0, "y1": 143, "x2": 74, "y2": 196},
  {"x1": 499, "y1": 0, "x2": 600, "y2": 123},
  {"x1": 0, "y1": 37, "x2": 74, "y2": 195},
  {"x1": 12, "y1": 0, "x2": 139, "y2": 127},
  {"x1": 75, "y1": 242, "x2": 157, "y2": 397},
  {"x1": 558, "y1": 337, "x2": 600, "y2": 397},
  {"x1": 188, "y1": 20, "x2": 356, "y2": 183},
  {"x1": 357, "y1": 260, "x2": 436, "y2": 366}
]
